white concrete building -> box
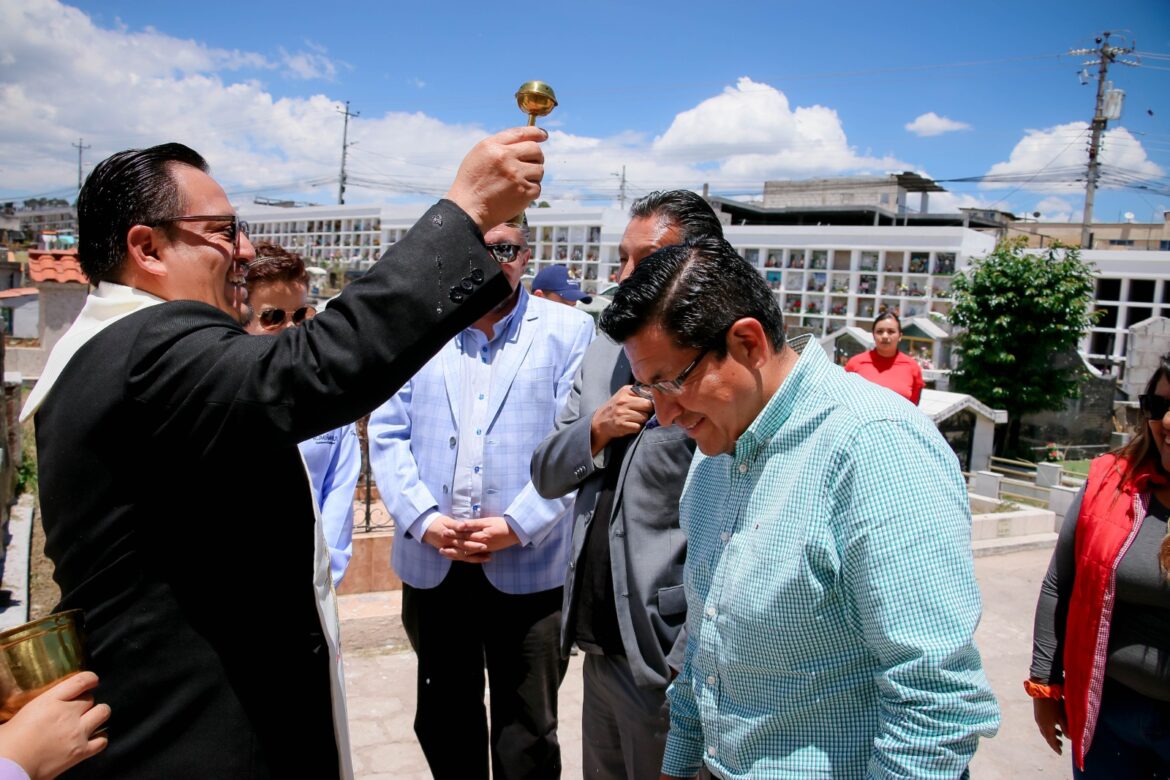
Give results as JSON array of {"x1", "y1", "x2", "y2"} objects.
[{"x1": 237, "y1": 202, "x2": 1170, "y2": 377}]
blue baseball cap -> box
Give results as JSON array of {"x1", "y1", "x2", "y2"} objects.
[{"x1": 531, "y1": 264, "x2": 592, "y2": 303}]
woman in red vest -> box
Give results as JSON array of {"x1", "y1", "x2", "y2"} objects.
[
  {"x1": 844, "y1": 312, "x2": 924, "y2": 404},
  {"x1": 1027, "y1": 353, "x2": 1170, "y2": 777}
]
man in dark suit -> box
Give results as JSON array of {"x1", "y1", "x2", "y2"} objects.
[
  {"x1": 530, "y1": 191, "x2": 723, "y2": 779},
  {"x1": 21, "y1": 128, "x2": 545, "y2": 779}
]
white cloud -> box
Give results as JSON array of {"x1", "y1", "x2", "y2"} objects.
[
  {"x1": 983, "y1": 122, "x2": 1164, "y2": 192},
  {"x1": 278, "y1": 41, "x2": 342, "y2": 81},
  {"x1": 0, "y1": 6, "x2": 910, "y2": 208},
  {"x1": 924, "y1": 189, "x2": 1000, "y2": 214},
  {"x1": 905, "y1": 112, "x2": 971, "y2": 137},
  {"x1": 1032, "y1": 196, "x2": 1077, "y2": 222},
  {"x1": 651, "y1": 77, "x2": 908, "y2": 180}
]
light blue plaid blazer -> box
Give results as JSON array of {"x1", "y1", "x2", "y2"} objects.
[{"x1": 369, "y1": 290, "x2": 594, "y2": 593}]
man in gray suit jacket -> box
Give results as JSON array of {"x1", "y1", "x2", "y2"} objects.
[{"x1": 531, "y1": 191, "x2": 723, "y2": 779}]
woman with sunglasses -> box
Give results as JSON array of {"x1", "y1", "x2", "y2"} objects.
[
  {"x1": 1027, "y1": 352, "x2": 1170, "y2": 777},
  {"x1": 244, "y1": 243, "x2": 361, "y2": 587},
  {"x1": 844, "y1": 311, "x2": 924, "y2": 405}
]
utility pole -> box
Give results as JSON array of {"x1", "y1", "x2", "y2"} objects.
[
  {"x1": 72, "y1": 138, "x2": 91, "y2": 190},
  {"x1": 612, "y1": 165, "x2": 627, "y2": 210},
  {"x1": 337, "y1": 101, "x2": 359, "y2": 205},
  {"x1": 1070, "y1": 32, "x2": 1138, "y2": 248}
]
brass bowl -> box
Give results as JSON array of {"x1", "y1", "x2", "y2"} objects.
[
  {"x1": 515, "y1": 81, "x2": 557, "y2": 123},
  {"x1": 0, "y1": 610, "x2": 86, "y2": 723}
]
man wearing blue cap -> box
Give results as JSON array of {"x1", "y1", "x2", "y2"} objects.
[{"x1": 532, "y1": 264, "x2": 592, "y2": 307}]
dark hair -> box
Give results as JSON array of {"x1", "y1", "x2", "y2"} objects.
[
  {"x1": 873, "y1": 311, "x2": 902, "y2": 332},
  {"x1": 77, "y1": 143, "x2": 208, "y2": 283},
  {"x1": 628, "y1": 190, "x2": 724, "y2": 243},
  {"x1": 600, "y1": 237, "x2": 785, "y2": 356},
  {"x1": 1112, "y1": 353, "x2": 1170, "y2": 576},
  {"x1": 246, "y1": 242, "x2": 308, "y2": 291},
  {"x1": 1115, "y1": 353, "x2": 1170, "y2": 485}
]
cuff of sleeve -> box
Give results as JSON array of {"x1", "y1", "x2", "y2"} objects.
[
  {"x1": 504, "y1": 513, "x2": 532, "y2": 547},
  {"x1": 0, "y1": 758, "x2": 30, "y2": 780},
  {"x1": 660, "y1": 733, "x2": 704, "y2": 778},
  {"x1": 409, "y1": 508, "x2": 440, "y2": 542},
  {"x1": 1023, "y1": 679, "x2": 1064, "y2": 699}
]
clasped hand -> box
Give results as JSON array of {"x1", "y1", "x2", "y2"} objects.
[
  {"x1": 590, "y1": 385, "x2": 654, "y2": 456},
  {"x1": 423, "y1": 515, "x2": 520, "y2": 563}
]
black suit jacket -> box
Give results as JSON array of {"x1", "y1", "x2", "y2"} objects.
[{"x1": 34, "y1": 201, "x2": 508, "y2": 779}]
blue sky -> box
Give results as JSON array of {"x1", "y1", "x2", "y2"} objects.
[{"x1": 2, "y1": 0, "x2": 1168, "y2": 224}]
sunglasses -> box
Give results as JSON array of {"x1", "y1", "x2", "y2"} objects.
[
  {"x1": 149, "y1": 214, "x2": 251, "y2": 255},
  {"x1": 486, "y1": 243, "x2": 526, "y2": 264},
  {"x1": 257, "y1": 305, "x2": 316, "y2": 330},
  {"x1": 1139, "y1": 393, "x2": 1170, "y2": 419}
]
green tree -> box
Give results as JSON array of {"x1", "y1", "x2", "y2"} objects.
[{"x1": 949, "y1": 238, "x2": 1099, "y2": 456}]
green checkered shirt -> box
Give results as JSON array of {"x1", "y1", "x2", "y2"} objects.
[{"x1": 663, "y1": 335, "x2": 1000, "y2": 779}]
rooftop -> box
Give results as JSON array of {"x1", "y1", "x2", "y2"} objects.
[{"x1": 27, "y1": 249, "x2": 87, "y2": 284}]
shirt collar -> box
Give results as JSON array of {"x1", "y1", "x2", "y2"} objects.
[
  {"x1": 733, "y1": 333, "x2": 829, "y2": 462},
  {"x1": 20, "y1": 281, "x2": 166, "y2": 421},
  {"x1": 461, "y1": 285, "x2": 528, "y2": 350}
]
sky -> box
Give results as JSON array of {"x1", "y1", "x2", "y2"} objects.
[{"x1": 2, "y1": 0, "x2": 1168, "y2": 225}]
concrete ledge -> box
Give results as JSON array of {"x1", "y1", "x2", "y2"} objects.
[
  {"x1": 973, "y1": 532, "x2": 1058, "y2": 557},
  {"x1": 0, "y1": 494, "x2": 34, "y2": 630},
  {"x1": 972, "y1": 506, "x2": 1058, "y2": 542}
]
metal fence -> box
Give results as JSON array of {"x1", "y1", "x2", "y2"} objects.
[{"x1": 355, "y1": 415, "x2": 395, "y2": 534}]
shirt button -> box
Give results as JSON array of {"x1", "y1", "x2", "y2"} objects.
[
  {"x1": 478, "y1": 393, "x2": 485, "y2": 400},
  {"x1": 476, "y1": 428, "x2": 482, "y2": 435},
  {"x1": 474, "y1": 466, "x2": 481, "y2": 473},
  {"x1": 706, "y1": 606, "x2": 716, "y2": 618},
  {"x1": 706, "y1": 675, "x2": 716, "y2": 685},
  {"x1": 449, "y1": 436, "x2": 457, "y2": 448},
  {"x1": 707, "y1": 746, "x2": 717, "y2": 757},
  {"x1": 737, "y1": 463, "x2": 748, "y2": 474}
]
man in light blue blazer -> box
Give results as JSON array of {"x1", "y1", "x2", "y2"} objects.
[{"x1": 368, "y1": 220, "x2": 594, "y2": 780}]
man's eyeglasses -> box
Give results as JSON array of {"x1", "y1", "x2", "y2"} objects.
[
  {"x1": 632, "y1": 347, "x2": 711, "y2": 400},
  {"x1": 149, "y1": 214, "x2": 251, "y2": 255},
  {"x1": 257, "y1": 306, "x2": 316, "y2": 330},
  {"x1": 1139, "y1": 393, "x2": 1170, "y2": 420},
  {"x1": 486, "y1": 243, "x2": 526, "y2": 264}
]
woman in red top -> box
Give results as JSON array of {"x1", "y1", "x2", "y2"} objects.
[
  {"x1": 1027, "y1": 354, "x2": 1170, "y2": 777},
  {"x1": 844, "y1": 312, "x2": 924, "y2": 404}
]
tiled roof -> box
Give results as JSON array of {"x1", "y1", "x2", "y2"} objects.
[{"x1": 28, "y1": 250, "x2": 88, "y2": 284}]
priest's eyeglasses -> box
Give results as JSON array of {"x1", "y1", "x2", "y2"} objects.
[{"x1": 150, "y1": 214, "x2": 251, "y2": 256}]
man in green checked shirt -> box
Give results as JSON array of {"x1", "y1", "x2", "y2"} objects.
[{"x1": 598, "y1": 238, "x2": 1000, "y2": 780}]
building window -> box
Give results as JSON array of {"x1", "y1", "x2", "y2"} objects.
[
  {"x1": 1107, "y1": 239, "x2": 1134, "y2": 247},
  {"x1": 1096, "y1": 278, "x2": 1121, "y2": 301},
  {"x1": 1126, "y1": 307, "x2": 1153, "y2": 327},
  {"x1": 1129, "y1": 279, "x2": 1155, "y2": 303},
  {"x1": 1095, "y1": 305, "x2": 1118, "y2": 328}
]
